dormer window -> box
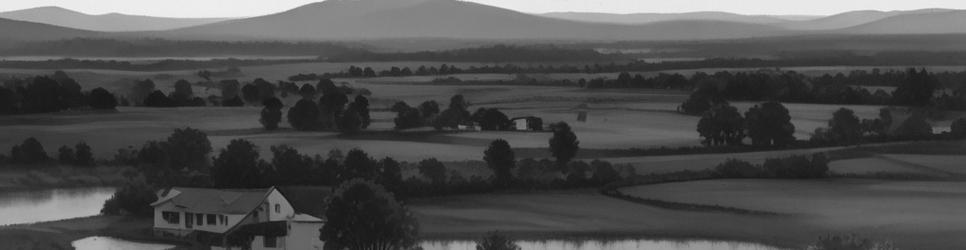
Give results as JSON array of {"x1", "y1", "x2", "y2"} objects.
[{"x1": 275, "y1": 204, "x2": 281, "y2": 213}]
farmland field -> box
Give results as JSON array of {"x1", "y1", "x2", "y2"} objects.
[{"x1": 618, "y1": 179, "x2": 966, "y2": 250}]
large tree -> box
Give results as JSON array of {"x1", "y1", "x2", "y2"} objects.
[
  {"x1": 697, "y1": 103, "x2": 744, "y2": 146},
  {"x1": 270, "y1": 145, "x2": 313, "y2": 185},
  {"x1": 895, "y1": 113, "x2": 933, "y2": 140},
  {"x1": 288, "y1": 99, "x2": 321, "y2": 131},
  {"x1": 828, "y1": 108, "x2": 863, "y2": 144},
  {"x1": 211, "y1": 139, "x2": 262, "y2": 188},
  {"x1": 261, "y1": 97, "x2": 284, "y2": 130},
  {"x1": 10, "y1": 137, "x2": 48, "y2": 165},
  {"x1": 88, "y1": 87, "x2": 118, "y2": 110},
  {"x1": 892, "y1": 68, "x2": 938, "y2": 106},
  {"x1": 164, "y1": 127, "x2": 212, "y2": 171},
  {"x1": 418, "y1": 158, "x2": 447, "y2": 186},
  {"x1": 744, "y1": 101, "x2": 796, "y2": 147},
  {"x1": 548, "y1": 122, "x2": 580, "y2": 166},
  {"x1": 339, "y1": 149, "x2": 379, "y2": 183},
  {"x1": 319, "y1": 179, "x2": 418, "y2": 250},
  {"x1": 484, "y1": 139, "x2": 516, "y2": 187}
]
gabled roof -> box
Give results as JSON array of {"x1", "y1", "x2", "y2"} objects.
[
  {"x1": 276, "y1": 186, "x2": 332, "y2": 220},
  {"x1": 151, "y1": 187, "x2": 272, "y2": 215}
]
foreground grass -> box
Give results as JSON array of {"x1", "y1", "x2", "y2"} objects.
[
  {"x1": 619, "y1": 179, "x2": 966, "y2": 250},
  {"x1": 410, "y1": 189, "x2": 811, "y2": 249}
]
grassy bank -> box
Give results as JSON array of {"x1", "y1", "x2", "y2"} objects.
[
  {"x1": 0, "y1": 166, "x2": 131, "y2": 191},
  {"x1": 0, "y1": 215, "x2": 192, "y2": 249}
]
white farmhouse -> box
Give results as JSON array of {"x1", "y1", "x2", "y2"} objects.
[{"x1": 151, "y1": 186, "x2": 331, "y2": 250}]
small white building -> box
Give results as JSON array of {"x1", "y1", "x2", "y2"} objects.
[
  {"x1": 511, "y1": 116, "x2": 543, "y2": 131},
  {"x1": 151, "y1": 186, "x2": 331, "y2": 250}
]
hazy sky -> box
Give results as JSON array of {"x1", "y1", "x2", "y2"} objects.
[{"x1": 1, "y1": 0, "x2": 965, "y2": 18}]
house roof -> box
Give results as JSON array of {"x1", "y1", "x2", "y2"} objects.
[
  {"x1": 151, "y1": 187, "x2": 272, "y2": 215},
  {"x1": 276, "y1": 186, "x2": 332, "y2": 220}
]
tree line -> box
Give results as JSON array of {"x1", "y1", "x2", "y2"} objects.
[
  {"x1": 1, "y1": 71, "x2": 118, "y2": 115},
  {"x1": 678, "y1": 68, "x2": 966, "y2": 115}
]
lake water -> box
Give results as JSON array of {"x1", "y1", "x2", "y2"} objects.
[
  {"x1": 0, "y1": 187, "x2": 116, "y2": 226},
  {"x1": 73, "y1": 236, "x2": 175, "y2": 250},
  {"x1": 422, "y1": 239, "x2": 784, "y2": 250},
  {"x1": 24, "y1": 187, "x2": 783, "y2": 250}
]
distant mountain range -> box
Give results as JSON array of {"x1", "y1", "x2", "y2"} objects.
[
  {"x1": 0, "y1": 6, "x2": 232, "y2": 32},
  {"x1": 540, "y1": 12, "x2": 809, "y2": 25},
  {"x1": 0, "y1": 17, "x2": 99, "y2": 43},
  {"x1": 1, "y1": 0, "x2": 966, "y2": 43},
  {"x1": 165, "y1": 0, "x2": 786, "y2": 41}
]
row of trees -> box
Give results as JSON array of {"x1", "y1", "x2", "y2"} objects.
[
  {"x1": 713, "y1": 154, "x2": 830, "y2": 179},
  {"x1": 680, "y1": 68, "x2": 960, "y2": 116},
  {"x1": 808, "y1": 107, "x2": 966, "y2": 145},
  {"x1": 3, "y1": 137, "x2": 97, "y2": 167},
  {"x1": 695, "y1": 101, "x2": 796, "y2": 147},
  {"x1": 1, "y1": 72, "x2": 118, "y2": 114}
]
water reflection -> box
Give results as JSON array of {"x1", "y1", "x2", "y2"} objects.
[
  {"x1": 73, "y1": 236, "x2": 174, "y2": 250},
  {"x1": 422, "y1": 239, "x2": 784, "y2": 250},
  {"x1": 0, "y1": 187, "x2": 116, "y2": 225}
]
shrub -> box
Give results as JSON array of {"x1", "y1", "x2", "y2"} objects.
[
  {"x1": 808, "y1": 234, "x2": 899, "y2": 250},
  {"x1": 476, "y1": 231, "x2": 520, "y2": 250},
  {"x1": 101, "y1": 182, "x2": 157, "y2": 217},
  {"x1": 713, "y1": 159, "x2": 762, "y2": 178},
  {"x1": 10, "y1": 137, "x2": 48, "y2": 165},
  {"x1": 950, "y1": 118, "x2": 966, "y2": 139}
]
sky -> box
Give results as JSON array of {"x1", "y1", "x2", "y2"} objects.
[{"x1": 1, "y1": 0, "x2": 965, "y2": 18}]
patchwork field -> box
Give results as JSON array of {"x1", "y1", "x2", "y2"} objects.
[{"x1": 618, "y1": 179, "x2": 966, "y2": 250}]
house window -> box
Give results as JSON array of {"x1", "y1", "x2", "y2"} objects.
[
  {"x1": 275, "y1": 204, "x2": 281, "y2": 213},
  {"x1": 264, "y1": 236, "x2": 277, "y2": 248},
  {"x1": 207, "y1": 214, "x2": 216, "y2": 225},
  {"x1": 161, "y1": 211, "x2": 179, "y2": 224},
  {"x1": 195, "y1": 213, "x2": 203, "y2": 226}
]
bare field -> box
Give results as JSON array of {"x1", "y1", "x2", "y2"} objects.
[{"x1": 618, "y1": 179, "x2": 966, "y2": 250}]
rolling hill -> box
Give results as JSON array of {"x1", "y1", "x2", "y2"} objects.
[
  {"x1": 540, "y1": 11, "x2": 796, "y2": 25},
  {"x1": 0, "y1": 6, "x2": 232, "y2": 32},
  {"x1": 0, "y1": 17, "x2": 99, "y2": 44},
  {"x1": 841, "y1": 10, "x2": 966, "y2": 34},
  {"x1": 779, "y1": 9, "x2": 955, "y2": 30},
  {"x1": 166, "y1": 0, "x2": 787, "y2": 41}
]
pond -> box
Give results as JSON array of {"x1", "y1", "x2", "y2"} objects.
[
  {"x1": 0, "y1": 187, "x2": 116, "y2": 226},
  {"x1": 421, "y1": 239, "x2": 785, "y2": 250},
  {"x1": 73, "y1": 236, "x2": 175, "y2": 250}
]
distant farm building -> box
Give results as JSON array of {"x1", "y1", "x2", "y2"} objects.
[
  {"x1": 574, "y1": 103, "x2": 589, "y2": 122},
  {"x1": 151, "y1": 186, "x2": 330, "y2": 250},
  {"x1": 511, "y1": 116, "x2": 544, "y2": 131}
]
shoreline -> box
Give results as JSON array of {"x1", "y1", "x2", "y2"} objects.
[{"x1": 1, "y1": 214, "x2": 796, "y2": 250}]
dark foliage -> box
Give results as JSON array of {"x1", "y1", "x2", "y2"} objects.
[
  {"x1": 548, "y1": 122, "x2": 580, "y2": 166},
  {"x1": 88, "y1": 87, "x2": 118, "y2": 110},
  {"x1": 211, "y1": 139, "x2": 263, "y2": 188},
  {"x1": 476, "y1": 231, "x2": 521, "y2": 250},
  {"x1": 473, "y1": 108, "x2": 512, "y2": 131},
  {"x1": 288, "y1": 99, "x2": 321, "y2": 130},
  {"x1": 101, "y1": 181, "x2": 157, "y2": 217},
  {"x1": 745, "y1": 101, "x2": 796, "y2": 147},
  {"x1": 260, "y1": 98, "x2": 284, "y2": 130},
  {"x1": 319, "y1": 179, "x2": 419, "y2": 250},
  {"x1": 697, "y1": 102, "x2": 745, "y2": 146},
  {"x1": 484, "y1": 139, "x2": 516, "y2": 187},
  {"x1": 10, "y1": 137, "x2": 48, "y2": 165}
]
